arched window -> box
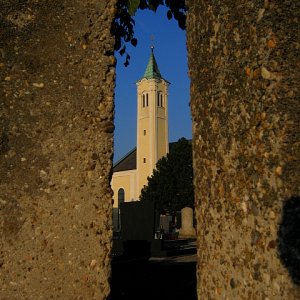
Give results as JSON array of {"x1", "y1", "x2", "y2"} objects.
[
  {"x1": 117, "y1": 188, "x2": 125, "y2": 230},
  {"x1": 118, "y1": 188, "x2": 125, "y2": 206},
  {"x1": 142, "y1": 94, "x2": 145, "y2": 107},
  {"x1": 146, "y1": 93, "x2": 149, "y2": 106}
]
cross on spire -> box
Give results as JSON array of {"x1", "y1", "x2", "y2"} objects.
[{"x1": 150, "y1": 35, "x2": 155, "y2": 51}]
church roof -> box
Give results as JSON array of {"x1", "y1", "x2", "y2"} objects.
[
  {"x1": 113, "y1": 142, "x2": 185, "y2": 173},
  {"x1": 113, "y1": 147, "x2": 136, "y2": 172}
]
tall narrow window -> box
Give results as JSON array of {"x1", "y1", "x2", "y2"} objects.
[
  {"x1": 157, "y1": 92, "x2": 163, "y2": 107},
  {"x1": 118, "y1": 188, "x2": 125, "y2": 206},
  {"x1": 143, "y1": 130, "x2": 146, "y2": 135},
  {"x1": 117, "y1": 188, "x2": 125, "y2": 229},
  {"x1": 157, "y1": 92, "x2": 160, "y2": 106},
  {"x1": 142, "y1": 94, "x2": 145, "y2": 107},
  {"x1": 143, "y1": 158, "x2": 146, "y2": 163},
  {"x1": 146, "y1": 93, "x2": 149, "y2": 106}
]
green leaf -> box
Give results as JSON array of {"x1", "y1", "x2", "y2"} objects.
[
  {"x1": 119, "y1": 46, "x2": 126, "y2": 56},
  {"x1": 127, "y1": 0, "x2": 140, "y2": 16},
  {"x1": 131, "y1": 38, "x2": 137, "y2": 47},
  {"x1": 167, "y1": 10, "x2": 172, "y2": 20}
]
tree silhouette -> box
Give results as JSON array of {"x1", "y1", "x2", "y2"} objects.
[{"x1": 140, "y1": 138, "x2": 194, "y2": 214}]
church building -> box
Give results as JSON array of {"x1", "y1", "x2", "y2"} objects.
[{"x1": 111, "y1": 47, "x2": 169, "y2": 212}]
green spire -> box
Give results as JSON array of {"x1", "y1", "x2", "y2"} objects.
[{"x1": 143, "y1": 46, "x2": 162, "y2": 79}]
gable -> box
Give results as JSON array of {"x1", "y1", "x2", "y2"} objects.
[
  {"x1": 113, "y1": 140, "x2": 191, "y2": 174},
  {"x1": 113, "y1": 147, "x2": 137, "y2": 172}
]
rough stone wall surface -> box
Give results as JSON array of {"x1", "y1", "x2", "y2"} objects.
[
  {"x1": 187, "y1": 0, "x2": 299, "y2": 299},
  {"x1": 0, "y1": 1, "x2": 116, "y2": 299}
]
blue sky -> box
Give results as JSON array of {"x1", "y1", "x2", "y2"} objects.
[{"x1": 114, "y1": 6, "x2": 191, "y2": 162}]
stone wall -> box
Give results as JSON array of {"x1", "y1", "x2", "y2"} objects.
[
  {"x1": 0, "y1": 1, "x2": 116, "y2": 299},
  {"x1": 2, "y1": 1, "x2": 299, "y2": 299},
  {"x1": 187, "y1": 0, "x2": 299, "y2": 299}
]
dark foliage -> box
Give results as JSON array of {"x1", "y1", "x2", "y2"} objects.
[
  {"x1": 111, "y1": 0, "x2": 186, "y2": 66},
  {"x1": 140, "y1": 138, "x2": 194, "y2": 214}
]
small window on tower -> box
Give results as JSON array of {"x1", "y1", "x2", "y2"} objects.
[
  {"x1": 142, "y1": 94, "x2": 145, "y2": 107},
  {"x1": 157, "y1": 92, "x2": 163, "y2": 107},
  {"x1": 146, "y1": 94, "x2": 149, "y2": 106},
  {"x1": 143, "y1": 158, "x2": 146, "y2": 163},
  {"x1": 143, "y1": 130, "x2": 146, "y2": 135}
]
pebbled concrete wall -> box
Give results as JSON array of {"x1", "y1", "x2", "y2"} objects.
[
  {"x1": 187, "y1": 0, "x2": 300, "y2": 299},
  {"x1": 0, "y1": 1, "x2": 116, "y2": 299},
  {"x1": 2, "y1": 1, "x2": 299, "y2": 299}
]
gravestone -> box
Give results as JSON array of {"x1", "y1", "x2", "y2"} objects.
[
  {"x1": 160, "y1": 214, "x2": 173, "y2": 233},
  {"x1": 179, "y1": 207, "x2": 196, "y2": 238}
]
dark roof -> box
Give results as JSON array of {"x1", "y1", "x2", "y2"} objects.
[
  {"x1": 168, "y1": 141, "x2": 178, "y2": 152},
  {"x1": 113, "y1": 140, "x2": 191, "y2": 173},
  {"x1": 113, "y1": 147, "x2": 136, "y2": 172}
]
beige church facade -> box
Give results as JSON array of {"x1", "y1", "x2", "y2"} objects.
[{"x1": 111, "y1": 47, "x2": 169, "y2": 213}]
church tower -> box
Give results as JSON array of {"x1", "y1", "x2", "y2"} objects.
[{"x1": 136, "y1": 47, "x2": 169, "y2": 197}]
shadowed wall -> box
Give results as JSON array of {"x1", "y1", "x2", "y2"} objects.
[
  {"x1": 0, "y1": 1, "x2": 116, "y2": 299},
  {"x1": 187, "y1": 0, "x2": 299, "y2": 298}
]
